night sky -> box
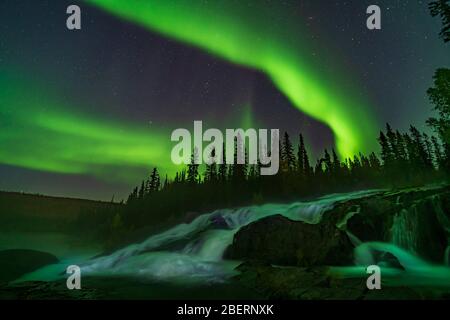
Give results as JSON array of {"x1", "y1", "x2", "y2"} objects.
[{"x1": 0, "y1": 0, "x2": 448, "y2": 200}]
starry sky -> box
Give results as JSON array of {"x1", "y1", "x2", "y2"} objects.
[{"x1": 0, "y1": 0, "x2": 448, "y2": 200}]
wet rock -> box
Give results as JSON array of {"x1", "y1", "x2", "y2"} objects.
[
  {"x1": 233, "y1": 262, "x2": 437, "y2": 300},
  {"x1": 0, "y1": 249, "x2": 58, "y2": 284},
  {"x1": 0, "y1": 281, "x2": 100, "y2": 300},
  {"x1": 184, "y1": 211, "x2": 200, "y2": 223},
  {"x1": 225, "y1": 215, "x2": 354, "y2": 267},
  {"x1": 345, "y1": 197, "x2": 395, "y2": 242},
  {"x1": 209, "y1": 213, "x2": 229, "y2": 229},
  {"x1": 233, "y1": 262, "x2": 367, "y2": 300}
]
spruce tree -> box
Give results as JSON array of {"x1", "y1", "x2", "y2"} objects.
[
  {"x1": 149, "y1": 167, "x2": 161, "y2": 192},
  {"x1": 410, "y1": 126, "x2": 433, "y2": 170},
  {"x1": 323, "y1": 149, "x2": 332, "y2": 174},
  {"x1": 378, "y1": 131, "x2": 395, "y2": 180},
  {"x1": 432, "y1": 136, "x2": 444, "y2": 170},
  {"x1": 302, "y1": 143, "x2": 311, "y2": 178},
  {"x1": 427, "y1": 68, "x2": 450, "y2": 142},
  {"x1": 423, "y1": 133, "x2": 435, "y2": 168},
  {"x1": 216, "y1": 142, "x2": 227, "y2": 182},
  {"x1": 332, "y1": 149, "x2": 341, "y2": 175},
  {"x1": 282, "y1": 132, "x2": 296, "y2": 171},
  {"x1": 231, "y1": 134, "x2": 246, "y2": 182},
  {"x1": 163, "y1": 174, "x2": 169, "y2": 189},
  {"x1": 138, "y1": 180, "x2": 145, "y2": 199},
  {"x1": 187, "y1": 148, "x2": 199, "y2": 184},
  {"x1": 429, "y1": 1, "x2": 450, "y2": 42},
  {"x1": 205, "y1": 148, "x2": 217, "y2": 183},
  {"x1": 297, "y1": 134, "x2": 305, "y2": 175}
]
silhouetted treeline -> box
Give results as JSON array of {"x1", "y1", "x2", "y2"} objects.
[
  {"x1": 118, "y1": 124, "x2": 449, "y2": 232},
  {"x1": 429, "y1": 0, "x2": 450, "y2": 43}
]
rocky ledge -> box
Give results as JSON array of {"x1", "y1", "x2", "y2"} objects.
[
  {"x1": 0, "y1": 249, "x2": 59, "y2": 284},
  {"x1": 225, "y1": 185, "x2": 450, "y2": 299}
]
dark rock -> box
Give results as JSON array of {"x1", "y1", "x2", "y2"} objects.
[
  {"x1": 225, "y1": 215, "x2": 354, "y2": 267},
  {"x1": 209, "y1": 213, "x2": 229, "y2": 229},
  {"x1": 0, "y1": 281, "x2": 100, "y2": 300},
  {"x1": 233, "y1": 263, "x2": 438, "y2": 300},
  {"x1": 0, "y1": 249, "x2": 59, "y2": 284},
  {"x1": 345, "y1": 197, "x2": 395, "y2": 242},
  {"x1": 377, "y1": 252, "x2": 405, "y2": 270},
  {"x1": 233, "y1": 263, "x2": 367, "y2": 300},
  {"x1": 183, "y1": 211, "x2": 200, "y2": 223}
]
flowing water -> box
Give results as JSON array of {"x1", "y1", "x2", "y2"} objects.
[
  {"x1": 15, "y1": 188, "x2": 450, "y2": 291},
  {"x1": 78, "y1": 189, "x2": 383, "y2": 283},
  {"x1": 18, "y1": 189, "x2": 381, "y2": 284},
  {"x1": 331, "y1": 242, "x2": 450, "y2": 288},
  {"x1": 331, "y1": 192, "x2": 450, "y2": 288}
]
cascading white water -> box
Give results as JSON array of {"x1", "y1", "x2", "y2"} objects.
[
  {"x1": 331, "y1": 190, "x2": 450, "y2": 289},
  {"x1": 390, "y1": 207, "x2": 419, "y2": 255},
  {"x1": 390, "y1": 193, "x2": 450, "y2": 264},
  {"x1": 80, "y1": 190, "x2": 381, "y2": 283},
  {"x1": 432, "y1": 194, "x2": 450, "y2": 266}
]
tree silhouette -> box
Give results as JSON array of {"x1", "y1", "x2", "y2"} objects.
[
  {"x1": 282, "y1": 132, "x2": 296, "y2": 172},
  {"x1": 427, "y1": 68, "x2": 450, "y2": 144},
  {"x1": 410, "y1": 125, "x2": 433, "y2": 172},
  {"x1": 149, "y1": 167, "x2": 161, "y2": 192},
  {"x1": 187, "y1": 148, "x2": 199, "y2": 184},
  {"x1": 429, "y1": 0, "x2": 450, "y2": 42},
  {"x1": 218, "y1": 142, "x2": 228, "y2": 182},
  {"x1": 138, "y1": 180, "x2": 145, "y2": 199},
  {"x1": 432, "y1": 135, "x2": 444, "y2": 170},
  {"x1": 297, "y1": 134, "x2": 311, "y2": 179},
  {"x1": 231, "y1": 135, "x2": 246, "y2": 182},
  {"x1": 205, "y1": 148, "x2": 217, "y2": 183}
]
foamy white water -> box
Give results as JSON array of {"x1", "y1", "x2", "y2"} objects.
[{"x1": 77, "y1": 189, "x2": 381, "y2": 283}]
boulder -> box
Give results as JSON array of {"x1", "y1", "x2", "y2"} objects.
[
  {"x1": 224, "y1": 214, "x2": 353, "y2": 267},
  {"x1": 0, "y1": 249, "x2": 59, "y2": 284}
]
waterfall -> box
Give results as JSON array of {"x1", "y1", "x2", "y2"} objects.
[
  {"x1": 331, "y1": 192, "x2": 450, "y2": 288},
  {"x1": 432, "y1": 194, "x2": 450, "y2": 266},
  {"x1": 390, "y1": 207, "x2": 419, "y2": 255},
  {"x1": 390, "y1": 194, "x2": 450, "y2": 265},
  {"x1": 79, "y1": 189, "x2": 381, "y2": 283},
  {"x1": 336, "y1": 204, "x2": 362, "y2": 247}
]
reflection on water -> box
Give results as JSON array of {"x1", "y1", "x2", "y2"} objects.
[{"x1": 0, "y1": 232, "x2": 101, "y2": 259}]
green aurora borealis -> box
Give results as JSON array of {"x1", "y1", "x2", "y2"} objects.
[
  {"x1": 0, "y1": 71, "x2": 176, "y2": 183},
  {"x1": 1, "y1": 0, "x2": 446, "y2": 199},
  {"x1": 86, "y1": 0, "x2": 378, "y2": 159}
]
